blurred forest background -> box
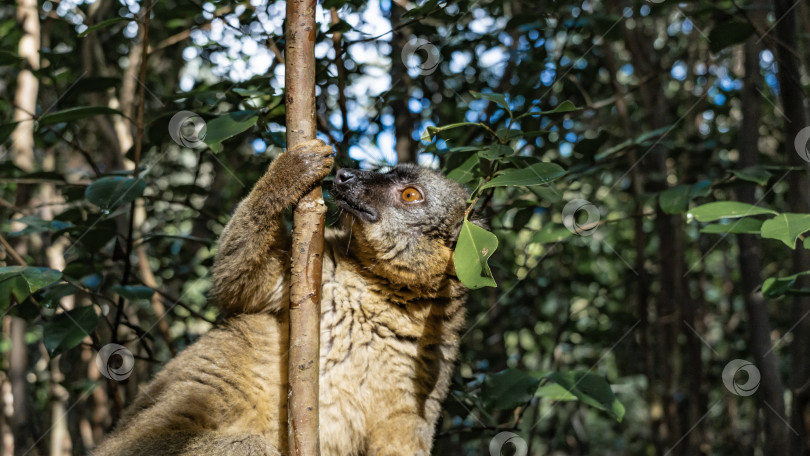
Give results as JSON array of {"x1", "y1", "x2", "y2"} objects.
[{"x1": 2, "y1": 0, "x2": 810, "y2": 454}]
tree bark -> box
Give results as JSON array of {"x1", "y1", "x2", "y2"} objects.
[
  {"x1": 8, "y1": 0, "x2": 40, "y2": 452},
  {"x1": 285, "y1": 0, "x2": 323, "y2": 454},
  {"x1": 736, "y1": 35, "x2": 789, "y2": 455},
  {"x1": 623, "y1": 20, "x2": 687, "y2": 452},
  {"x1": 11, "y1": 0, "x2": 39, "y2": 172},
  {"x1": 603, "y1": 38, "x2": 661, "y2": 454},
  {"x1": 773, "y1": 0, "x2": 810, "y2": 453},
  {"x1": 389, "y1": 1, "x2": 417, "y2": 164}
]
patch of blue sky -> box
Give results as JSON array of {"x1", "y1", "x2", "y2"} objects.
[
  {"x1": 671, "y1": 61, "x2": 687, "y2": 81},
  {"x1": 560, "y1": 142, "x2": 573, "y2": 157},
  {"x1": 540, "y1": 68, "x2": 556, "y2": 86},
  {"x1": 252, "y1": 138, "x2": 267, "y2": 155}
]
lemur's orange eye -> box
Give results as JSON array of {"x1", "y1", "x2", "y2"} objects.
[{"x1": 401, "y1": 187, "x2": 423, "y2": 203}]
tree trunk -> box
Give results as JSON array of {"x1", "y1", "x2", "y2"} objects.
[
  {"x1": 736, "y1": 35, "x2": 789, "y2": 455},
  {"x1": 772, "y1": 0, "x2": 810, "y2": 453},
  {"x1": 8, "y1": 0, "x2": 40, "y2": 452},
  {"x1": 623, "y1": 20, "x2": 688, "y2": 452},
  {"x1": 285, "y1": 0, "x2": 323, "y2": 454},
  {"x1": 389, "y1": 2, "x2": 417, "y2": 164},
  {"x1": 11, "y1": 0, "x2": 39, "y2": 172}
]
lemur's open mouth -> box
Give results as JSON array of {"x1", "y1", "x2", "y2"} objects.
[{"x1": 334, "y1": 195, "x2": 378, "y2": 223}]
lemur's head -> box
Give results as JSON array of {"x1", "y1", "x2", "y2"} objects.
[{"x1": 331, "y1": 164, "x2": 470, "y2": 287}]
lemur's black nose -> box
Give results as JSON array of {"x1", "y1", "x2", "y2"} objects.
[{"x1": 335, "y1": 169, "x2": 356, "y2": 185}]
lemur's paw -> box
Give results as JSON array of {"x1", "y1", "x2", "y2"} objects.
[{"x1": 289, "y1": 139, "x2": 334, "y2": 182}]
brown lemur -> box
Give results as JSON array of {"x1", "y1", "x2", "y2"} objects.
[{"x1": 93, "y1": 139, "x2": 472, "y2": 456}]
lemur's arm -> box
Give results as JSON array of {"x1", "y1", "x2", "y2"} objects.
[{"x1": 210, "y1": 139, "x2": 334, "y2": 314}]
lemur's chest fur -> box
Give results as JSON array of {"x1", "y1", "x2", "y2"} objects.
[{"x1": 316, "y1": 234, "x2": 466, "y2": 455}]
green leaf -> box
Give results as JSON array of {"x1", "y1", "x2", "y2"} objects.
[
  {"x1": 519, "y1": 100, "x2": 579, "y2": 118},
  {"x1": 536, "y1": 383, "x2": 578, "y2": 401},
  {"x1": 8, "y1": 216, "x2": 73, "y2": 236},
  {"x1": 542, "y1": 100, "x2": 578, "y2": 114},
  {"x1": 512, "y1": 207, "x2": 535, "y2": 231},
  {"x1": 39, "y1": 106, "x2": 124, "y2": 126},
  {"x1": 545, "y1": 371, "x2": 625, "y2": 422},
  {"x1": 0, "y1": 266, "x2": 62, "y2": 298},
  {"x1": 471, "y1": 91, "x2": 512, "y2": 119},
  {"x1": 231, "y1": 88, "x2": 266, "y2": 97},
  {"x1": 266, "y1": 131, "x2": 287, "y2": 147},
  {"x1": 659, "y1": 186, "x2": 691, "y2": 214},
  {"x1": 529, "y1": 186, "x2": 563, "y2": 204},
  {"x1": 68, "y1": 77, "x2": 122, "y2": 96},
  {"x1": 659, "y1": 181, "x2": 711, "y2": 214},
  {"x1": 42, "y1": 306, "x2": 99, "y2": 357},
  {"x1": 112, "y1": 285, "x2": 155, "y2": 301},
  {"x1": 78, "y1": 17, "x2": 132, "y2": 37},
  {"x1": 446, "y1": 154, "x2": 479, "y2": 185},
  {"x1": 204, "y1": 110, "x2": 259, "y2": 153},
  {"x1": 532, "y1": 223, "x2": 572, "y2": 244},
  {"x1": 19, "y1": 267, "x2": 63, "y2": 293},
  {"x1": 708, "y1": 21, "x2": 755, "y2": 53},
  {"x1": 690, "y1": 180, "x2": 713, "y2": 198},
  {"x1": 447, "y1": 146, "x2": 483, "y2": 153},
  {"x1": 326, "y1": 20, "x2": 353, "y2": 34},
  {"x1": 761, "y1": 213, "x2": 810, "y2": 249},
  {"x1": 700, "y1": 218, "x2": 764, "y2": 234},
  {"x1": 481, "y1": 368, "x2": 540, "y2": 411},
  {"x1": 40, "y1": 284, "x2": 79, "y2": 309},
  {"x1": 402, "y1": 0, "x2": 440, "y2": 18},
  {"x1": 731, "y1": 167, "x2": 772, "y2": 186},
  {"x1": 0, "y1": 266, "x2": 61, "y2": 312},
  {"x1": 85, "y1": 176, "x2": 147, "y2": 211},
  {"x1": 421, "y1": 122, "x2": 480, "y2": 142},
  {"x1": 322, "y1": 0, "x2": 350, "y2": 8},
  {"x1": 454, "y1": 220, "x2": 498, "y2": 289},
  {"x1": 762, "y1": 271, "x2": 810, "y2": 298},
  {"x1": 0, "y1": 267, "x2": 29, "y2": 310},
  {"x1": 481, "y1": 162, "x2": 566, "y2": 189},
  {"x1": 687, "y1": 202, "x2": 777, "y2": 222},
  {"x1": 0, "y1": 50, "x2": 23, "y2": 66},
  {"x1": 0, "y1": 122, "x2": 18, "y2": 144},
  {"x1": 478, "y1": 144, "x2": 513, "y2": 160},
  {"x1": 573, "y1": 130, "x2": 612, "y2": 157}
]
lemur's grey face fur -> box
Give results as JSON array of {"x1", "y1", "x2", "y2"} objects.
[{"x1": 331, "y1": 164, "x2": 469, "y2": 243}]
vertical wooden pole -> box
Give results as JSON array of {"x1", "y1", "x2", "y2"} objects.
[{"x1": 285, "y1": 0, "x2": 323, "y2": 455}]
